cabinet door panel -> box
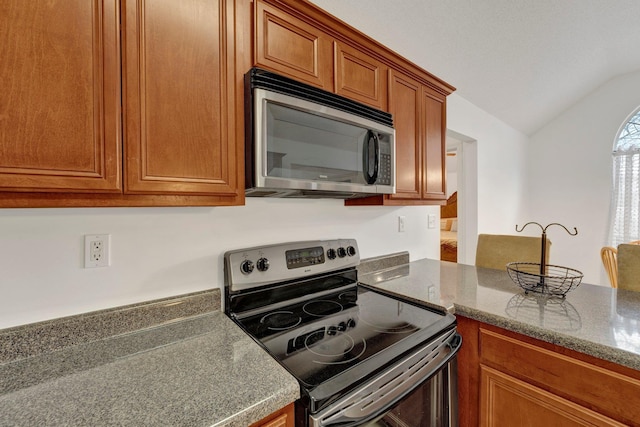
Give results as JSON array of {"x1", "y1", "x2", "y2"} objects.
[
  {"x1": 255, "y1": 0, "x2": 332, "y2": 90},
  {"x1": 480, "y1": 327, "x2": 640, "y2": 424},
  {"x1": 422, "y1": 88, "x2": 446, "y2": 201},
  {"x1": 123, "y1": 0, "x2": 237, "y2": 195},
  {"x1": 249, "y1": 403, "x2": 294, "y2": 427},
  {"x1": 388, "y1": 71, "x2": 421, "y2": 200},
  {"x1": 481, "y1": 366, "x2": 625, "y2": 427},
  {"x1": 335, "y1": 42, "x2": 387, "y2": 110},
  {"x1": 0, "y1": 0, "x2": 121, "y2": 192}
]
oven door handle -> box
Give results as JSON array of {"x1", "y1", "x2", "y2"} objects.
[{"x1": 310, "y1": 330, "x2": 462, "y2": 427}]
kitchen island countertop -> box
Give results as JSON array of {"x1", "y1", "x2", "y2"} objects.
[{"x1": 359, "y1": 257, "x2": 640, "y2": 372}]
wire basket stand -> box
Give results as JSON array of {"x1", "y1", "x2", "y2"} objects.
[{"x1": 506, "y1": 222, "x2": 583, "y2": 298}]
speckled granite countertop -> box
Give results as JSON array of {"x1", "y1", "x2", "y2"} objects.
[
  {"x1": 359, "y1": 257, "x2": 640, "y2": 372},
  {"x1": 0, "y1": 290, "x2": 299, "y2": 427}
]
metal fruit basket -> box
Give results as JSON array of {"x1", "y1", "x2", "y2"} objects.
[
  {"x1": 506, "y1": 222, "x2": 583, "y2": 298},
  {"x1": 506, "y1": 262, "x2": 583, "y2": 297}
]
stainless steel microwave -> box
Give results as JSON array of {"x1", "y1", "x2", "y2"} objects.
[{"x1": 245, "y1": 68, "x2": 395, "y2": 199}]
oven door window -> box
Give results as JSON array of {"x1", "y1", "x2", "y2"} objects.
[
  {"x1": 264, "y1": 102, "x2": 371, "y2": 185},
  {"x1": 364, "y1": 370, "x2": 450, "y2": 427}
]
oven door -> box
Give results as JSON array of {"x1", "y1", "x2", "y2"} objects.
[
  {"x1": 362, "y1": 361, "x2": 458, "y2": 427},
  {"x1": 307, "y1": 329, "x2": 461, "y2": 427}
]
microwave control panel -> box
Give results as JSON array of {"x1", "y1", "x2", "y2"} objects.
[{"x1": 378, "y1": 153, "x2": 392, "y2": 185}]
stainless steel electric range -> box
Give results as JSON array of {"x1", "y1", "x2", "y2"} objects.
[{"x1": 224, "y1": 239, "x2": 461, "y2": 427}]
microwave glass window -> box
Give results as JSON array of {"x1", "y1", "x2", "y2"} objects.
[{"x1": 265, "y1": 102, "x2": 371, "y2": 185}]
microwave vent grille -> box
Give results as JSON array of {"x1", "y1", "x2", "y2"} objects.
[{"x1": 248, "y1": 68, "x2": 393, "y2": 128}]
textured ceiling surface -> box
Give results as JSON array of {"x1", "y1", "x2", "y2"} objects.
[{"x1": 310, "y1": 0, "x2": 640, "y2": 135}]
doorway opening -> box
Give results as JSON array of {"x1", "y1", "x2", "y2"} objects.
[{"x1": 443, "y1": 130, "x2": 477, "y2": 265}]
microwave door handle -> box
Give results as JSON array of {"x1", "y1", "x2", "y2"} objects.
[{"x1": 363, "y1": 131, "x2": 379, "y2": 184}]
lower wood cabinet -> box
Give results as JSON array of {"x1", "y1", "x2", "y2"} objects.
[
  {"x1": 481, "y1": 366, "x2": 624, "y2": 426},
  {"x1": 249, "y1": 403, "x2": 294, "y2": 427},
  {"x1": 457, "y1": 316, "x2": 640, "y2": 427}
]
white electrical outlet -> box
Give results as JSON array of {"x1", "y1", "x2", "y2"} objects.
[
  {"x1": 84, "y1": 234, "x2": 110, "y2": 268},
  {"x1": 428, "y1": 214, "x2": 436, "y2": 229},
  {"x1": 398, "y1": 216, "x2": 405, "y2": 232}
]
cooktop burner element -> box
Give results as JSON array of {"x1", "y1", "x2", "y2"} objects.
[
  {"x1": 305, "y1": 331, "x2": 366, "y2": 364},
  {"x1": 224, "y1": 239, "x2": 460, "y2": 422},
  {"x1": 303, "y1": 300, "x2": 343, "y2": 317},
  {"x1": 260, "y1": 311, "x2": 302, "y2": 331}
]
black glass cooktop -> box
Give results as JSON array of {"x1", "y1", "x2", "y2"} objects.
[{"x1": 236, "y1": 285, "x2": 453, "y2": 388}]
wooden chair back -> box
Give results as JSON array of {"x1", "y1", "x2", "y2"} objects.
[{"x1": 600, "y1": 246, "x2": 618, "y2": 288}]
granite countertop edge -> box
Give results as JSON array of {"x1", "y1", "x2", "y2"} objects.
[{"x1": 452, "y1": 304, "x2": 640, "y2": 370}]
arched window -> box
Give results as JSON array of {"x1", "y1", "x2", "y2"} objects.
[{"x1": 608, "y1": 107, "x2": 640, "y2": 246}]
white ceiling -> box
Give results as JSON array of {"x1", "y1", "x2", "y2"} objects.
[{"x1": 310, "y1": 0, "x2": 640, "y2": 135}]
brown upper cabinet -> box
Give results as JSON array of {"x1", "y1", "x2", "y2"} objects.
[
  {"x1": 0, "y1": 0, "x2": 122, "y2": 195},
  {"x1": 334, "y1": 41, "x2": 388, "y2": 110},
  {"x1": 252, "y1": 0, "x2": 389, "y2": 110},
  {"x1": 0, "y1": 0, "x2": 242, "y2": 207},
  {"x1": 421, "y1": 86, "x2": 447, "y2": 202},
  {"x1": 249, "y1": 0, "x2": 453, "y2": 206},
  {"x1": 1, "y1": 0, "x2": 451, "y2": 208},
  {"x1": 254, "y1": 0, "x2": 333, "y2": 91},
  {"x1": 386, "y1": 72, "x2": 423, "y2": 201}
]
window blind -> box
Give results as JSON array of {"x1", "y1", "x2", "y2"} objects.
[{"x1": 608, "y1": 109, "x2": 640, "y2": 246}]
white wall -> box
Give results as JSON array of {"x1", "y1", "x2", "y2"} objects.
[
  {"x1": 448, "y1": 94, "x2": 529, "y2": 231},
  {"x1": 0, "y1": 200, "x2": 440, "y2": 329},
  {"x1": 445, "y1": 138, "x2": 459, "y2": 198},
  {"x1": 447, "y1": 94, "x2": 530, "y2": 264},
  {"x1": 525, "y1": 70, "x2": 640, "y2": 286}
]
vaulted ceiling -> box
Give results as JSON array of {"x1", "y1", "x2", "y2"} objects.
[{"x1": 310, "y1": 0, "x2": 640, "y2": 135}]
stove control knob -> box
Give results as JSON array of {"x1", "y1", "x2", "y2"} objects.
[
  {"x1": 337, "y1": 321, "x2": 347, "y2": 332},
  {"x1": 346, "y1": 246, "x2": 357, "y2": 257},
  {"x1": 337, "y1": 247, "x2": 347, "y2": 258},
  {"x1": 347, "y1": 318, "x2": 356, "y2": 329},
  {"x1": 327, "y1": 325, "x2": 337, "y2": 336},
  {"x1": 326, "y1": 248, "x2": 337, "y2": 260},
  {"x1": 240, "y1": 260, "x2": 254, "y2": 275},
  {"x1": 256, "y1": 257, "x2": 270, "y2": 272}
]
